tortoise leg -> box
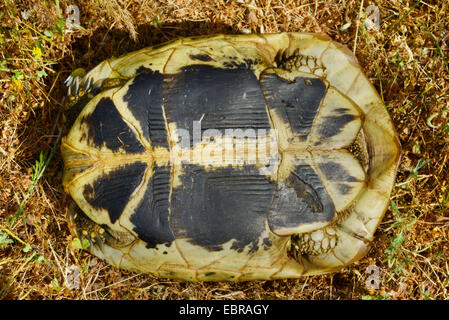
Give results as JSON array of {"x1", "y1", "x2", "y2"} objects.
[
  {"x1": 290, "y1": 225, "x2": 339, "y2": 259},
  {"x1": 63, "y1": 68, "x2": 127, "y2": 129},
  {"x1": 65, "y1": 68, "x2": 87, "y2": 100},
  {"x1": 277, "y1": 52, "x2": 327, "y2": 78},
  {"x1": 68, "y1": 200, "x2": 136, "y2": 250},
  {"x1": 68, "y1": 201, "x2": 107, "y2": 249},
  {"x1": 63, "y1": 68, "x2": 90, "y2": 130}
]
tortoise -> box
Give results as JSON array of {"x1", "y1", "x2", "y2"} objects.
[{"x1": 61, "y1": 32, "x2": 400, "y2": 281}]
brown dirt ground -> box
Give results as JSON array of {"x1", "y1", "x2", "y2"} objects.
[{"x1": 0, "y1": 0, "x2": 448, "y2": 300}]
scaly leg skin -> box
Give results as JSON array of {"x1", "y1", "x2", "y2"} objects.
[
  {"x1": 290, "y1": 226, "x2": 339, "y2": 259},
  {"x1": 278, "y1": 53, "x2": 327, "y2": 78}
]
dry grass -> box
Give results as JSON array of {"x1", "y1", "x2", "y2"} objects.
[{"x1": 0, "y1": 0, "x2": 448, "y2": 300}]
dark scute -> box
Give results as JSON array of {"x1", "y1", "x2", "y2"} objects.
[
  {"x1": 287, "y1": 172, "x2": 323, "y2": 213},
  {"x1": 317, "y1": 114, "x2": 356, "y2": 139},
  {"x1": 334, "y1": 108, "x2": 350, "y2": 114},
  {"x1": 123, "y1": 67, "x2": 168, "y2": 147},
  {"x1": 222, "y1": 58, "x2": 259, "y2": 69},
  {"x1": 261, "y1": 73, "x2": 326, "y2": 140},
  {"x1": 262, "y1": 237, "x2": 272, "y2": 250},
  {"x1": 189, "y1": 54, "x2": 213, "y2": 62},
  {"x1": 338, "y1": 183, "x2": 353, "y2": 195},
  {"x1": 163, "y1": 65, "x2": 271, "y2": 146},
  {"x1": 318, "y1": 161, "x2": 359, "y2": 182},
  {"x1": 83, "y1": 162, "x2": 147, "y2": 224},
  {"x1": 170, "y1": 165, "x2": 275, "y2": 253},
  {"x1": 268, "y1": 164, "x2": 335, "y2": 233},
  {"x1": 80, "y1": 97, "x2": 145, "y2": 153},
  {"x1": 130, "y1": 164, "x2": 175, "y2": 248}
]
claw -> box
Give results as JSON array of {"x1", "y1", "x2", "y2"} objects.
[
  {"x1": 74, "y1": 77, "x2": 80, "y2": 95},
  {"x1": 65, "y1": 68, "x2": 87, "y2": 99},
  {"x1": 86, "y1": 76, "x2": 93, "y2": 92}
]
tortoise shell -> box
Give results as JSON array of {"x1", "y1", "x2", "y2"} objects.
[{"x1": 61, "y1": 32, "x2": 401, "y2": 281}]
